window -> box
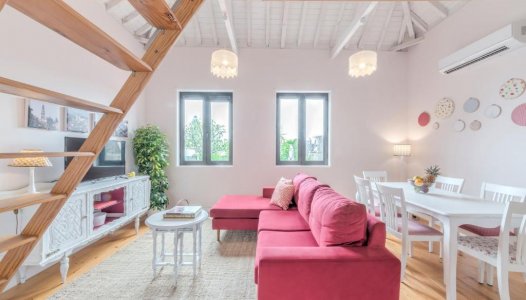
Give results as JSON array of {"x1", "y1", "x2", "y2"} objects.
[
  {"x1": 180, "y1": 92, "x2": 233, "y2": 165},
  {"x1": 276, "y1": 93, "x2": 329, "y2": 165}
]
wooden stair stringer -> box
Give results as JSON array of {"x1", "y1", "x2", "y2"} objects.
[{"x1": 0, "y1": 0, "x2": 204, "y2": 292}]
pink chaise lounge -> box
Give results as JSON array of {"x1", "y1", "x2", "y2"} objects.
[{"x1": 210, "y1": 173, "x2": 401, "y2": 300}]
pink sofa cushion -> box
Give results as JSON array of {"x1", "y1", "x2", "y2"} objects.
[
  {"x1": 309, "y1": 187, "x2": 367, "y2": 247},
  {"x1": 210, "y1": 195, "x2": 282, "y2": 219},
  {"x1": 258, "y1": 210, "x2": 310, "y2": 232},
  {"x1": 297, "y1": 178, "x2": 329, "y2": 222},
  {"x1": 293, "y1": 173, "x2": 316, "y2": 202},
  {"x1": 270, "y1": 178, "x2": 295, "y2": 210}
]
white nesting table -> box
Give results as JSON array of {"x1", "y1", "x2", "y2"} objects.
[
  {"x1": 380, "y1": 182, "x2": 521, "y2": 300},
  {"x1": 145, "y1": 210, "x2": 208, "y2": 283}
]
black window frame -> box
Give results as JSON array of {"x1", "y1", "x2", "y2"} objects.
[
  {"x1": 276, "y1": 92, "x2": 329, "y2": 166},
  {"x1": 179, "y1": 91, "x2": 233, "y2": 166}
]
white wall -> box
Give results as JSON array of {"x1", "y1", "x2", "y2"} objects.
[
  {"x1": 0, "y1": 0, "x2": 147, "y2": 287},
  {"x1": 406, "y1": 0, "x2": 526, "y2": 195},
  {"x1": 145, "y1": 48, "x2": 410, "y2": 209}
]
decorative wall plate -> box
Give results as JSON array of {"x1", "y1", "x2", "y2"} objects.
[
  {"x1": 499, "y1": 78, "x2": 526, "y2": 99},
  {"x1": 454, "y1": 119, "x2": 465, "y2": 132},
  {"x1": 433, "y1": 122, "x2": 440, "y2": 130},
  {"x1": 463, "y1": 97, "x2": 480, "y2": 113},
  {"x1": 470, "y1": 120, "x2": 482, "y2": 131},
  {"x1": 484, "y1": 104, "x2": 502, "y2": 119},
  {"x1": 418, "y1": 112, "x2": 431, "y2": 127},
  {"x1": 435, "y1": 98, "x2": 455, "y2": 119},
  {"x1": 511, "y1": 103, "x2": 526, "y2": 126}
]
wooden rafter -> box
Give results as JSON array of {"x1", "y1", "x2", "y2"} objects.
[
  {"x1": 313, "y1": 3, "x2": 326, "y2": 48},
  {"x1": 218, "y1": 0, "x2": 237, "y2": 53},
  {"x1": 280, "y1": 2, "x2": 289, "y2": 48},
  {"x1": 428, "y1": 0, "x2": 448, "y2": 18},
  {"x1": 0, "y1": 76, "x2": 123, "y2": 114},
  {"x1": 297, "y1": 2, "x2": 307, "y2": 47},
  {"x1": 331, "y1": 1, "x2": 378, "y2": 58},
  {"x1": 210, "y1": 0, "x2": 219, "y2": 45},
  {"x1": 411, "y1": 10, "x2": 428, "y2": 32},
  {"x1": 265, "y1": 2, "x2": 270, "y2": 47},
  {"x1": 0, "y1": 0, "x2": 204, "y2": 291},
  {"x1": 194, "y1": 15, "x2": 202, "y2": 45},
  {"x1": 377, "y1": 2, "x2": 395, "y2": 51},
  {"x1": 391, "y1": 36, "x2": 424, "y2": 51},
  {"x1": 129, "y1": 0, "x2": 181, "y2": 30},
  {"x1": 330, "y1": 3, "x2": 346, "y2": 48},
  {"x1": 401, "y1": 1, "x2": 415, "y2": 39},
  {"x1": 8, "y1": 0, "x2": 152, "y2": 72},
  {"x1": 246, "y1": 0, "x2": 252, "y2": 47}
]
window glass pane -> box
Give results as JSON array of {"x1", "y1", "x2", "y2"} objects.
[
  {"x1": 279, "y1": 98, "x2": 299, "y2": 162},
  {"x1": 183, "y1": 99, "x2": 203, "y2": 161},
  {"x1": 305, "y1": 98, "x2": 325, "y2": 161},
  {"x1": 210, "y1": 101, "x2": 230, "y2": 162}
]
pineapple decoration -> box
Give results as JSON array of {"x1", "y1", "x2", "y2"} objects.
[{"x1": 424, "y1": 165, "x2": 441, "y2": 184}]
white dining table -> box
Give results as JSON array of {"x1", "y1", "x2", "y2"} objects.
[{"x1": 380, "y1": 182, "x2": 511, "y2": 300}]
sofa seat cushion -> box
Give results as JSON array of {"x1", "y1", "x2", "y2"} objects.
[
  {"x1": 255, "y1": 230, "x2": 318, "y2": 283},
  {"x1": 309, "y1": 187, "x2": 367, "y2": 247},
  {"x1": 258, "y1": 210, "x2": 310, "y2": 232},
  {"x1": 210, "y1": 195, "x2": 282, "y2": 219}
]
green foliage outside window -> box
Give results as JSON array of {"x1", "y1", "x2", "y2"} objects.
[{"x1": 184, "y1": 116, "x2": 229, "y2": 161}]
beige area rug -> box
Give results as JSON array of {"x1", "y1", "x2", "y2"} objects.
[{"x1": 49, "y1": 220, "x2": 257, "y2": 300}]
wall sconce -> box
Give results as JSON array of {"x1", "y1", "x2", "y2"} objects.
[{"x1": 393, "y1": 144, "x2": 412, "y2": 157}]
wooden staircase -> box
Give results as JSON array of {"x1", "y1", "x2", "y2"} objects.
[{"x1": 0, "y1": 0, "x2": 203, "y2": 292}]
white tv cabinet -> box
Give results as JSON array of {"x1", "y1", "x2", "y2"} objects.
[{"x1": 6, "y1": 176, "x2": 150, "y2": 284}]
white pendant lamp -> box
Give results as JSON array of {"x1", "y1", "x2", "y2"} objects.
[
  {"x1": 210, "y1": 49, "x2": 238, "y2": 79},
  {"x1": 348, "y1": 50, "x2": 377, "y2": 78}
]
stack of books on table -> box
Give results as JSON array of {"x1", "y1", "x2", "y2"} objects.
[{"x1": 163, "y1": 206, "x2": 202, "y2": 219}]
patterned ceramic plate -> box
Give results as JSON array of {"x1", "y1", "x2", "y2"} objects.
[
  {"x1": 511, "y1": 103, "x2": 526, "y2": 126},
  {"x1": 435, "y1": 98, "x2": 455, "y2": 119},
  {"x1": 463, "y1": 97, "x2": 480, "y2": 113},
  {"x1": 454, "y1": 119, "x2": 465, "y2": 132},
  {"x1": 418, "y1": 112, "x2": 431, "y2": 127},
  {"x1": 484, "y1": 104, "x2": 502, "y2": 119},
  {"x1": 470, "y1": 120, "x2": 482, "y2": 131},
  {"x1": 499, "y1": 78, "x2": 526, "y2": 99}
]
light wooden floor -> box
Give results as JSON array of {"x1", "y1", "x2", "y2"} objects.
[{"x1": 1, "y1": 219, "x2": 525, "y2": 300}]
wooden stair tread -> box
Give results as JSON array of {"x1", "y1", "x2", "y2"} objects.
[
  {"x1": 0, "y1": 152, "x2": 95, "y2": 159},
  {"x1": 0, "y1": 235, "x2": 37, "y2": 253},
  {"x1": 129, "y1": 0, "x2": 181, "y2": 30},
  {"x1": 0, "y1": 76, "x2": 123, "y2": 114},
  {"x1": 7, "y1": 0, "x2": 152, "y2": 72},
  {"x1": 0, "y1": 193, "x2": 66, "y2": 214}
]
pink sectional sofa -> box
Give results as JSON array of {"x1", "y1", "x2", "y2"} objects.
[{"x1": 210, "y1": 174, "x2": 401, "y2": 300}]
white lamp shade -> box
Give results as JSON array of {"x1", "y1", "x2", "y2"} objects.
[
  {"x1": 211, "y1": 49, "x2": 238, "y2": 79},
  {"x1": 393, "y1": 144, "x2": 411, "y2": 156},
  {"x1": 348, "y1": 50, "x2": 377, "y2": 78},
  {"x1": 9, "y1": 149, "x2": 52, "y2": 167}
]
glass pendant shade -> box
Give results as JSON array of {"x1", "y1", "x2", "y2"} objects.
[
  {"x1": 348, "y1": 50, "x2": 377, "y2": 78},
  {"x1": 211, "y1": 49, "x2": 238, "y2": 79}
]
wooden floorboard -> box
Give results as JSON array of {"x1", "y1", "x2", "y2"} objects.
[{"x1": 1, "y1": 218, "x2": 525, "y2": 300}]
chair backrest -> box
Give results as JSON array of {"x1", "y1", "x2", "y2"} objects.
[
  {"x1": 376, "y1": 184, "x2": 407, "y2": 236},
  {"x1": 354, "y1": 175, "x2": 375, "y2": 215},
  {"x1": 481, "y1": 182, "x2": 526, "y2": 204},
  {"x1": 363, "y1": 170, "x2": 388, "y2": 183},
  {"x1": 498, "y1": 201, "x2": 526, "y2": 266},
  {"x1": 433, "y1": 175, "x2": 465, "y2": 194}
]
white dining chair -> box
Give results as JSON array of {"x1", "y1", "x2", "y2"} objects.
[
  {"x1": 458, "y1": 201, "x2": 526, "y2": 300},
  {"x1": 354, "y1": 175, "x2": 377, "y2": 216},
  {"x1": 420, "y1": 175, "x2": 464, "y2": 253},
  {"x1": 376, "y1": 184, "x2": 443, "y2": 281},
  {"x1": 362, "y1": 170, "x2": 388, "y2": 183},
  {"x1": 460, "y1": 182, "x2": 526, "y2": 285}
]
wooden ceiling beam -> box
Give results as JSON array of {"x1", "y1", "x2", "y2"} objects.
[
  {"x1": 280, "y1": 2, "x2": 289, "y2": 48},
  {"x1": 218, "y1": 0, "x2": 238, "y2": 53},
  {"x1": 330, "y1": 1, "x2": 378, "y2": 59},
  {"x1": 391, "y1": 36, "x2": 424, "y2": 51},
  {"x1": 128, "y1": 0, "x2": 181, "y2": 30},
  {"x1": 428, "y1": 0, "x2": 448, "y2": 18},
  {"x1": 330, "y1": 3, "x2": 346, "y2": 48},
  {"x1": 8, "y1": 0, "x2": 152, "y2": 72},
  {"x1": 210, "y1": 0, "x2": 218, "y2": 46},
  {"x1": 246, "y1": 0, "x2": 252, "y2": 47},
  {"x1": 297, "y1": 2, "x2": 307, "y2": 47},
  {"x1": 265, "y1": 2, "x2": 270, "y2": 47},
  {"x1": 377, "y1": 2, "x2": 395, "y2": 51},
  {"x1": 0, "y1": 76, "x2": 123, "y2": 114},
  {"x1": 411, "y1": 10, "x2": 428, "y2": 32},
  {"x1": 313, "y1": 3, "x2": 326, "y2": 48},
  {"x1": 194, "y1": 16, "x2": 202, "y2": 46},
  {"x1": 401, "y1": 1, "x2": 415, "y2": 39}
]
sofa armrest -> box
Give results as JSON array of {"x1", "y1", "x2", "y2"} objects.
[
  {"x1": 367, "y1": 214, "x2": 386, "y2": 248},
  {"x1": 258, "y1": 247, "x2": 400, "y2": 300},
  {"x1": 262, "y1": 186, "x2": 274, "y2": 198}
]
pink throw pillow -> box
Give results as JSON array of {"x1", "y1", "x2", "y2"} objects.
[{"x1": 270, "y1": 178, "x2": 294, "y2": 210}]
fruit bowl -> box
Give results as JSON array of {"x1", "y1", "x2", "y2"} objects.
[{"x1": 409, "y1": 176, "x2": 433, "y2": 193}]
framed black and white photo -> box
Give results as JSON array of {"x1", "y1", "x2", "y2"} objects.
[
  {"x1": 26, "y1": 99, "x2": 61, "y2": 131},
  {"x1": 65, "y1": 107, "x2": 90, "y2": 133}
]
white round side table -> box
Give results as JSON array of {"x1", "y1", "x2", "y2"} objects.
[{"x1": 145, "y1": 210, "x2": 208, "y2": 284}]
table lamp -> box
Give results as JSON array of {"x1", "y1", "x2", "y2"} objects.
[{"x1": 9, "y1": 149, "x2": 52, "y2": 193}]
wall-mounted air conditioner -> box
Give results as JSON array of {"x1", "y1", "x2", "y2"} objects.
[{"x1": 439, "y1": 20, "x2": 526, "y2": 74}]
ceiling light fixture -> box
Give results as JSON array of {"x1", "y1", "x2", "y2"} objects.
[
  {"x1": 211, "y1": 49, "x2": 238, "y2": 79},
  {"x1": 348, "y1": 50, "x2": 377, "y2": 78}
]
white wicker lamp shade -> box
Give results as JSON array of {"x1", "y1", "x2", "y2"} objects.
[
  {"x1": 9, "y1": 149, "x2": 52, "y2": 193},
  {"x1": 348, "y1": 50, "x2": 377, "y2": 78},
  {"x1": 210, "y1": 49, "x2": 238, "y2": 79}
]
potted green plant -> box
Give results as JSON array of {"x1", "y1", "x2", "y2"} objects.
[{"x1": 133, "y1": 125, "x2": 169, "y2": 211}]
